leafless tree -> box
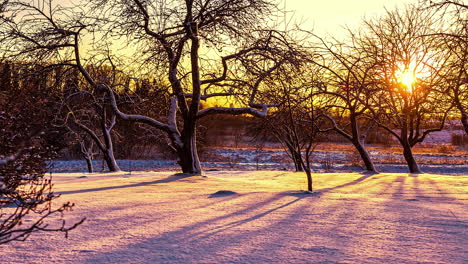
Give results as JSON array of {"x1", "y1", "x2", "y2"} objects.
[
  {"x1": 309, "y1": 35, "x2": 378, "y2": 172},
  {"x1": 62, "y1": 90, "x2": 122, "y2": 172},
  {"x1": 252, "y1": 61, "x2": 325, "y2": 191},
  {"x1": 0, "y1": 0, "x2": 304, "y2": 174},
  {"x1": 252, "y1": 63, "x2": 322, "y2": 173},
  {"x1": 424, "y1": 0, "x2": 468, "y2": 135},
  {"x1": 0, "y1": 1, "x2": 132, "y2": 172},
  {"x1": 64, "y1": 123, "x2": 98, "y2": 173},
  {"x1": 357, "y1": 6, "x2": 452, "y2": 173},
  {"x1": 91, "y1": 0, "x2": 306, "y2": 174}
]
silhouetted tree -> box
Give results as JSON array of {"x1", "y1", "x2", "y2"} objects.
[
  {"x1": 425, "y1": 0, "x2": 468, "y2": 135},
  {"x1": 357, "y1": 6, "x2": 452, "y2": 173},
  {"x1": 0, "y1": 0, "x2": 305, "y2": 174},
  {"x1": 310, "y1": 35, "x2": 379, "y2": 172},
  {"x1": 95, "y1": 0, "x2": 306, "y2": 174}
]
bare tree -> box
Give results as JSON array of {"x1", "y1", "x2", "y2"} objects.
[
  {"x1": 0, "y1": 0, "x2": 304, "y2": 174},
  {"x1": 64, "y1": 123, "x2": 98, "y2": 173},
  {"x1": 92, "y1": 0, "x2": 305, "y2": 174},
  {"x1": 424, "y1": 0, "x2": 468, "y2": 135},
  {"x1": 309, "y1": 35, "x2": 378, "y2": 172},
  {"x1": 357, "y1": 6, "x2": 452, "y2": 173},
  {"x1": 0, "y1": 1, "x2": 130, "y2": 172},
  {"x1": 62, "y1": 90, "x2": 122, "y2": 172},
  {"x1": 252, "y1": 63, "x2": 323, "y2": 174}
]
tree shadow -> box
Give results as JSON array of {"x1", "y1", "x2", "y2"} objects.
[
  {"x1": 314, "y1": 173, "x2": 374, "y2": 194},
  {"x1": 58, "y1": 173, "x2": 195, "y2": 195},
  {"x1": 57, "y1": 173, "x2": 467, "y2": 264}
]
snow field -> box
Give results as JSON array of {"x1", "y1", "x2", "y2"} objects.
[{"x1": 2, "y1": 171, "x2": 467, "y2": 264}]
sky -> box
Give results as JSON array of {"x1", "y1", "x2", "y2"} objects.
[{"x1": 283, "y1": 0, "x2": 418, "y2": 37}]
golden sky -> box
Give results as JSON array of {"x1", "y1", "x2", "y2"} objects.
[{"x1": 283, "y1": 0, "x2": 418, "y2": 37}]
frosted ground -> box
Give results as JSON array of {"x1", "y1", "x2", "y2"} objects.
[{"x1": 2, "y1": 170, "x2": 467, "y2": 264}]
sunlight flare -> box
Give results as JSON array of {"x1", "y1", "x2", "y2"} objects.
[{"x1": 396, "y1": 67, "x2": 417, "y2": 93}]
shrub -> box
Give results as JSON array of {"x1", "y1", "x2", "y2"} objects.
[
  {"x1": 365, "y1": 128, "x2": 395, "y2": 146},
  {"x1": 451, "y1": 134, "x2": 468, "y2": 146},
  {"x1": 437, "y1": 144, "x2": 455, "y2": 154},
  {"x1": 346, "y1": 149, "x2": 364, "y2": 168},
  {"x1": 320, "y1": 154, "x2": 334, "y2": 171},
  {"x1": 0, "y1": 63, "x2": 84, "y2": 244}
]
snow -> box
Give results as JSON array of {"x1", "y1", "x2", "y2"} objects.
[
  {"x1": 49, "y1": 146, "x2": 468, "y2": 174},
  {"x1": 2, "y1": 170, "x2": 466, "y2": 263}
]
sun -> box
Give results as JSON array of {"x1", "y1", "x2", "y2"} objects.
[{"x1": 396, "y1": 68, "x2": 417, "y2": 92}]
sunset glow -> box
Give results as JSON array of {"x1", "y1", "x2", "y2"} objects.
[
  {"x1": 396, "y1": 68, "x2": 417, "y2": 92},
  {"x1": 1, "y1": 0, "x2": 466, "y2": 263}
]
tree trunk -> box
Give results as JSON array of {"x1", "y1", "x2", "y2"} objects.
[
  {"x1": 176, "y1": 19, "x2": 203, "y2": 175},
  {"x1": 84, "y1": 156, "x2": 93, "y2": 173},
  {"x1": 178, "y1": 128, "x2": 202, "y2": 174},
  {"x1": 103, "y1": 150, "x2": 120, "y2": 172},
  {"x1": 454, "y1": 84, "x2": 468, "y2": 136},
  {"x1": 402, "y1": 142, "x2": 421, "y2": 173},
  {"x1": 348, "y1": 112, "x2": 376, "y2": 172},
  {"x1": 292, "y1": 150, "x2": 304, "y2": 172},
  {"x1": 305, "y1": 168, "x2": 313, "y2": 192},
  {"x1": 352, "y1": 140, "x2": 377, "y2": 172},
  {"x1": 461, "y1": 112, "x2": 468, "y2": 136}
]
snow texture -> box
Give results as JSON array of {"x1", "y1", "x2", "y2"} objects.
[{"x1": 1, "y1": 171, "x2": 466, "y2": 264}]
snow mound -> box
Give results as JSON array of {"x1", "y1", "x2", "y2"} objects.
[{"x1": 209, "y1": 190, "x2": 239, "y2": 197}]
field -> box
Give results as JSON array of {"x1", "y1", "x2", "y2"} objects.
[{"x1": 2, "y1": 170, "x2": 467, "y2": 264}]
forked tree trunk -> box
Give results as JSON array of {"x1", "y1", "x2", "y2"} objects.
[
  {"x1": 101, "y1": 110, "x2": 120, "y2": 172},
  {"x1": 402, "y1": 142, "x2": 421, "y2": 173},
  {"x1": 347, "y1": 113, "x2": 377, "y2": 173},
  {"x1": 291, "y1": 149, "x2": 304, "y2": 172},
  {"x1": 103, "y1": 149, "x2": 120, "y2": 172},
  {"x1": 283, "y1": 142, "x2": 304, "y2": 172},
  {"x1": 352, "y1": 140, "x2": 376, "y2": 172},
  {"x1": 454, "y1": 82, "x2": 468, "y2": 136}
]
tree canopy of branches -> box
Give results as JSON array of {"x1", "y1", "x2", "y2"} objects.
[
  {"x1": 0, "y1": 0, "x2": 306, "y2": 174},
  {"x1": 91, "y1": 0, "x2": 306, "y2": 174},
  {"x1": 356, "y1": 6, "x2": 452, "y2": 173},
  {"x1": 425, "y1": 0, "x2": 468, "y2": 135},
  {"x1": 310, "y1": 35, "x2": 379, "y2": 172}
]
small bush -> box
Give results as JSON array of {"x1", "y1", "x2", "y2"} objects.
[
  {"x1": 437, "y1": 144, "x2": 454, "y2": 154},
  {"x1": 346, "y1": 149, "x2": 364, "y2": 168},
  {"x1": 365, "y1": 128, "x2": 395, "y2": 146},
  {"x1": 320, "y1": 154, "x2": 334, "y2": 171},
  {"x1": 451, "y1": 134, "x2": 468, "y2": 146}
]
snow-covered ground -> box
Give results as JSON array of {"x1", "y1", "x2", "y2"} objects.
[{"x1": 2, "y1": 171, "x2": 467, "y2": 264}]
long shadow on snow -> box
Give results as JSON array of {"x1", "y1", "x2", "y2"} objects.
[
  {"x1": 78, "y1": 193, "x2": 314, "y2": 263},
  {"x1": 58, "y1": 173, "x2": 194, "y2": 195},
  {"x1": 76, "y1": 175, "x2": 386, "y2": 263},
  {"x1": 374, "y1": 174, "x2": 467, "y2": 264},
  {"x1": 314, "y1": 173, "x2": 375, "y2": 194},
  {"x1": 78, "y1": 175, "x2": 387, "y2": 264}
]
